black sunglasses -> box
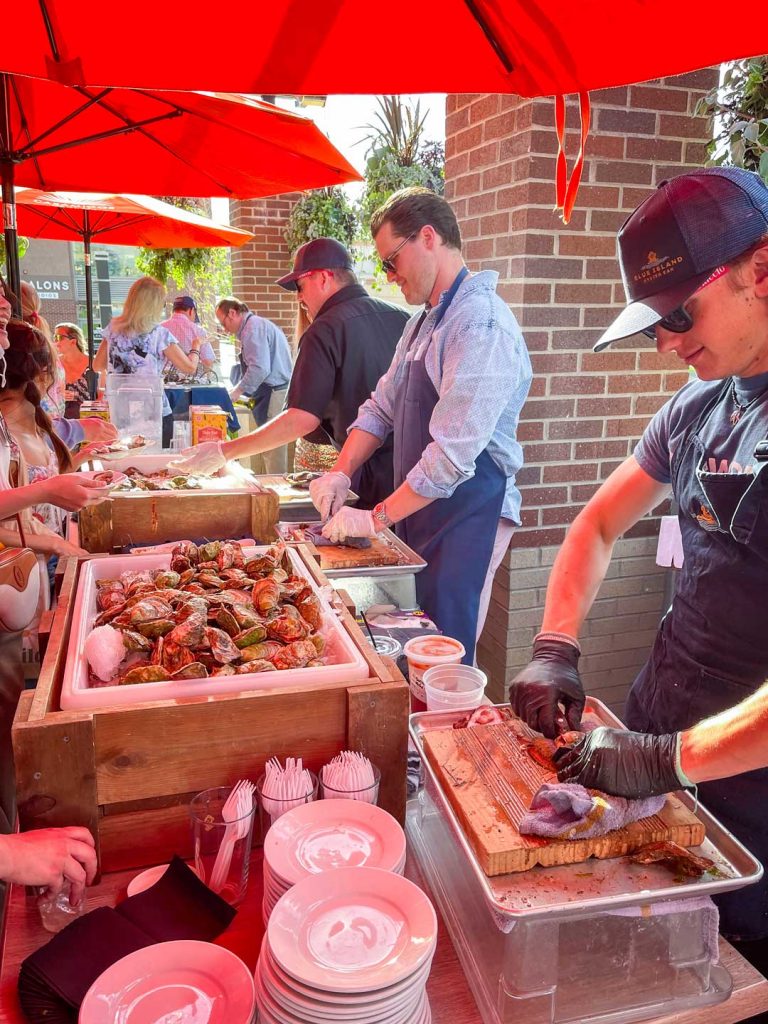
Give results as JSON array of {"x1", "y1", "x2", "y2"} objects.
[
  {"x1": 381, "y1": 233, "x2": 417, "y2": 274},
  {"x1": 641, "y1": 305, "x2": 694, "y2": 341}
]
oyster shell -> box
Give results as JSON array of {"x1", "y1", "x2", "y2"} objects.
[
  {"x1": 120, "y1": 665, "x2": 171, "y2": 685},
  {"x1": 205, "y1": 627, "x2": 240, "y2": 664},
  {"x1": 167, "y1": 612, "x2": 207, "y2": 648},
  {"x1": 171, "y1": 661, "x2": 208, "y2": 679},
  {"x1": 271, "y1": 639, "x2": 317, "y2": 670},
  {"x1": 233, "y1": 625, "x2": 267, "y2": 648},
  {"x1": 252, "y1": 577, "x2": 281, "y2": 614}
]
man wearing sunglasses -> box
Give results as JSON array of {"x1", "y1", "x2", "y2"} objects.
[
  {"x1": 310, "y1": 188, "x2": 533, "y2": 665},
  {"x1": 508, "y1": 167, "x2": 768, "y2": 964}
]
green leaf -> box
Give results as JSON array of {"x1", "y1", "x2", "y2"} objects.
[{"x1": 759, "y1": 151, "x2": 768, "y2": 182}]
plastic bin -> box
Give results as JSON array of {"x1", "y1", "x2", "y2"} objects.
[
  {"x1": 406, "y1": 775, "x2": 732, "y2": 1024},
  {"x1": 423, "y1": 665, "x2": 486, "y2": 711},
  {"x1": 106, "y1": 371, "x2": 163, "y2": 446}
]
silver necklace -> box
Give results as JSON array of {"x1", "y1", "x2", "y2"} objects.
[{"x1": 729, "y1": 380, "x2": 763, "y2": 426}]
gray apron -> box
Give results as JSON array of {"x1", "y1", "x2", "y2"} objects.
[{"x1": 626, "y1": 379, "x2": 768, "y2": 939}]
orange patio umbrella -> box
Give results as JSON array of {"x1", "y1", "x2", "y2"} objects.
[
  {"x1": 0, "y1": 75, "x2": 361, "y2": 306},
  {"x1": 13, "y1": 188, "x2": 254, "y2": 362}
]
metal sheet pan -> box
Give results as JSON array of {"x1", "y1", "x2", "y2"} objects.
[
  {"x1": 275, "y1": 521, "x2": 427, "y2": 578},
  {"x1": 409, "y1": 699, "x2": 763, "y2": 922}
]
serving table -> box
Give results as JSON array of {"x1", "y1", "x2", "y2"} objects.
[{"x1": 0, "y1": 849, "x2": 766, "y2": 1024}]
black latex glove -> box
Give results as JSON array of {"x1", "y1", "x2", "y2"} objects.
[
  {"x1": 552, "y1": 726, "x2": 683, "y2": 798},
  {"x1": 508, "y1": 638, "x2": 585, "y2": 738}
]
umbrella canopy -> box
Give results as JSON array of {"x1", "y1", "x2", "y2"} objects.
[
  {"x1": 13, "y1": 188, "x2": 254, "y2": 363},
  {"x1": 13, "y1": 189, "x2": 253, "y2": 249},
  {"x1": 2, "y1": 1, "x2": 765, "y2": 98},
  {"x1": 0, "y1": 74, "x2": 361, "y2": 302}
]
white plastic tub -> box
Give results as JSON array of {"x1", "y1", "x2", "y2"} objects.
[
  {"x1": 422, "y1": 665, "x2": 487, "y2": 711},
  {"x1": 60, "y1": 546, "x2": 369, "y2": 710}
]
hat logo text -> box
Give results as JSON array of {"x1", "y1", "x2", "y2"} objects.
[{"x1": 633, "y1": 251, "x2": 684, "y2": 285}]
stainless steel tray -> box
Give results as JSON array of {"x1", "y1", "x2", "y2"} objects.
[
  {"x1": 275, "y1": 522, "x2": 427, "y2": 579},
  {"x1": 409, "y1": 699, "x2": 763, "y2": 922}
]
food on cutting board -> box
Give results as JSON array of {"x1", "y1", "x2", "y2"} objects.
[
  {"x1": 629, "y1": 841, "x2": 721, "y2": 878},
  {"x1": 84, "y1": 539, "x2": 327, "y2": 685},
  {"x1": 111, "y1": 466, "x2": 205, "y2": 491}
]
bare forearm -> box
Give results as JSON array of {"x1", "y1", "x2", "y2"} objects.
[
  {"x1": 540, "y1": 512, "x2": 617, "y2": 637},
  {"x1": 0, "y1": 481, "x2": 49, "y2": 520},
  {"x1": 377, "y1": 482, "x2": 434, "y2": 527},
  {"x1": 680, "y1": 682, "x2": 768, "y2": 783},
  {"x1": 222, "y1": 409, "x2": 320, "y2": 460},
  {"x1": 334, "y1": 428, "x2": 383, "y2": 479}
]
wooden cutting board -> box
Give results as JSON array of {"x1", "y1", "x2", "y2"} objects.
[
  {"x1": 315, "y1": 536, "x2": 404, "y2": 570},
  {"x1": 422, "y1": 716, "x2": 706, "y2": 876}
]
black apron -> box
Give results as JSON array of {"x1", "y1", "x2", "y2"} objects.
[
  {"x1": 625, "y1": 379, "x2": 768, "y2": 939},
  {"x1": 392, "y1": 269, "x2": 505, "y2": 664}
]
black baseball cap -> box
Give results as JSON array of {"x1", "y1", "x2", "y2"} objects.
[
  {"x1": 594, "y1": 167, "x2": 768, "y2": 351},
  {"x1": 276, "y1": 238, "x2": 353, "y2": 291}
]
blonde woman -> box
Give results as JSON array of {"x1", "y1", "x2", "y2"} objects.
[{"x1": 94, "y1": 276, "x2": 201, "y2": 446}]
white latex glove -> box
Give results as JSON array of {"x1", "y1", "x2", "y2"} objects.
[
  {"x1": 322, "y1": 506, "x2": 378, "y2": 544},
  {"x1": 168, "y1": 441, "x2": 226, "y2": 477},
  {"x1": 309, "y1": 471, "x2": 352, "y2": 521}
]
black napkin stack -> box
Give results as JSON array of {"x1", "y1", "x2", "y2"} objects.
[{"x1": 18, "y1": 856, "x2": 236, "y2": 1023}]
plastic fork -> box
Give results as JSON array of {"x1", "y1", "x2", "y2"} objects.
[{"x1": 209, "y1": 780, "x2": 254, "y2": 893}]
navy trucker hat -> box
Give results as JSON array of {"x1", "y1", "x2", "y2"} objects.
[
  {"x1": 594, "y1": 168, "x2": 768, "y2": 351},
  {"x1": 276, "y1": 237, "x2": 353, "y2": 291}
]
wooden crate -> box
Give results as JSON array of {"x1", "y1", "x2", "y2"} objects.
[
  {"x1": 12, "y1": 547, "x2": 409, "y2": 873},
  {"x1": 78, "y1": 488, "x2": 280, "y2": 552}
]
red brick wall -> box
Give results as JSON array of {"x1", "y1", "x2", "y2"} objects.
[
  {"x1": 229, "y1": 195, "x2": 301, "y2": 339},
  {"x1": 445, "y1": 70, "x2": 718, "y2": 551},
  {"x1": 445, "y1": 71, "x2": 720, "y2": 705}
]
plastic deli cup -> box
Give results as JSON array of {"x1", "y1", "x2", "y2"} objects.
[
  {"x1": 403, "y1": 635, "x2": 465, "y2": 704},
  {"x1": 423, "y1": 664, "x2": 487, "y2": 712}
]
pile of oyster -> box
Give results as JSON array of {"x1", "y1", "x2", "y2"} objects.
[
  {"x1": 111, "y1": 467, "x2": 205, "y2": 491},
  {"x1": 93, "y1": 539, "x2": 325, "y2": 685}
]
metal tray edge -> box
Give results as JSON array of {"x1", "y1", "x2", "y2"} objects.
[{"x1": 408, "y1": 700, "x2": 763, "y2": 921}]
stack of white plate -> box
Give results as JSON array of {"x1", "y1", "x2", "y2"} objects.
[
  {"x1": 256, "y1": 867, "x2": 437, "y2": 1024},
  {"x1": 262, "y1": 798, "x2": 407, "y2": 922}
]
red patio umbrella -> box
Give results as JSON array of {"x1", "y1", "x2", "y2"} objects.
[
  {"x1": 12, "y1": 188, "x2": 254, "y2": 361},
  {"x1": 0, "y1": 75, "x2": 361, "y2": 306},
  {"x1": 3, "y1": 1, "x2": 764, "y2": 98}
]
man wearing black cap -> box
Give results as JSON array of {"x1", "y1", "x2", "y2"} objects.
[
  {"x1": 509, "y1": 168, "x2": 768, "y2": 958},
  {"x1": 161, "y1": 295, "x2": 215, "y2": 371},
  {"x1": 172, "y1": 238, "x2": 407, "y2": 508}
]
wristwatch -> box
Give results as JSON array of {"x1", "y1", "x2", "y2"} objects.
[{"x1": 371, "y1": 501, "x2": 393, "y2": 530}]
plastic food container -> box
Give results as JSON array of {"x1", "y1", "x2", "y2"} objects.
[
  {"x1": 403, "y1": 635, "x2": 465, "y2": 704},
  {"x1": 422, "y1": 665, "x2": 486, "y2": 712}
]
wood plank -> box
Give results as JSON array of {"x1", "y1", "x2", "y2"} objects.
[
  {"x1": 12, "y1": 713, "x2": 99, "y2": 856},
  {"x1": 98, "y1": 799, "x2": 197, "y2": 871},
  {"x1": 348, "y1": 680, "x2": 409, "y2": 824},
  {"x1": 27, "y1": 557, "x2": 79, "y2": 721},
  {"x1": 422, "y1": 718, "x2": 705, "y2": 876},
  {"x1": 92, "y1": 684, "x2": 347, "y2": 804},
  {"x1": 250, "y1": 489, "x2": 280, "y2": 543},
  {"x1": 78, "y1": 498, "x2": 114, "y2": 552}
]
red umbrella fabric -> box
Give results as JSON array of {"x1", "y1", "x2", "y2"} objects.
[
  {"x1": 3, "y1": 0, "x2": 764, "y2": 98},
  {"x1": 0, "y1": 74, "x2": 360, "y2": 307},
  {"x1": 0, "y1": 78, "x2": 360, "y2": 198},
  {"x1": 12, "y1": 190, "x2": 253, "y2": 249}
]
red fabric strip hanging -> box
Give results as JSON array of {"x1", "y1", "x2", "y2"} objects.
[{"x1": 554, "y1": 91, "x2": 591, "y2": 224}]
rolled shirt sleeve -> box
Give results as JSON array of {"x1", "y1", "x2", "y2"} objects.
[{"x1": 406, "y1": 318, "x2": 528, "y2": 500}]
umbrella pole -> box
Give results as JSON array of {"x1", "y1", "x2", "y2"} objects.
[
  {"x1": 83, "y1": 217, "x2": 99, "y2": 400},
  {"x1": 0, "y1": 74, "x2": 21, "y2": 316}
]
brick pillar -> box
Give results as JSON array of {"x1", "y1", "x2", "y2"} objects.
[
  {"x1": 229, "y1": 194, "x2": 300, "y2": 339},
  {"x1": 445, "y1": 71, "x2": 719, "y2": 708}
]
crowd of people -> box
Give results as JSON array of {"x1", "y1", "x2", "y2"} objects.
[{"x1": 6, "y1": 169, "x2": 768, "y2": 971}]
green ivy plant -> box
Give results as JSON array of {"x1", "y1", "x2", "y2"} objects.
[
  {"x1": 136, "y1": 197, "x2": 232, "y2": 326},
  {"x1": 697, "y1": 58, "x2": 768, "y2": 180},
  {"x1": 284, "y1": 187, "x2": 358, "y2": 255},
  {"x1": 0, "y1": 235, "x2": 30, "y2": 274}
]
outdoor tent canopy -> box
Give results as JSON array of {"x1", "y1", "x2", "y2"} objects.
[{"x1": 3, "y1": 1, "x2": 765, "y2": 97}]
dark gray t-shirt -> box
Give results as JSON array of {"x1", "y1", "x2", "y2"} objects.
[{"x1": 634, "y1": 371, "x2": 768, "y2": 485}]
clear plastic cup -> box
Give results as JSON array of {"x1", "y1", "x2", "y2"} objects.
[
  {"x1": 320, "y1": 764, "x2": 382, "y2": 804},
  {"x1": 422, "y1": 664, "x2": 487, "y2": 712},
  {"x1": 256, "y1": 769, "x2": 319, "y2": 843},
  {"x1": 189, "y1": 785, "x2": 256, "y2": 906},
  {"x1": 37, "y1": 881, "x2": 86, "y2": 933},
  {"x1": 403, "y1": 635, "x2": 465, "y2": 705}
]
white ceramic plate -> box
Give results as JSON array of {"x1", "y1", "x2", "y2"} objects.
[
  {"x1": 264, "y1": 799, "x2": 406, "y2": 886},
  {"x1": 267, "y1": 867, "x2": 436, "y2": 994},
  {"x1": 79, "y1": 940, "x2": 255, "y2": 1024},
  {"x1": 78, "y1": 469, "x2": 128, "y2": 490}
]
